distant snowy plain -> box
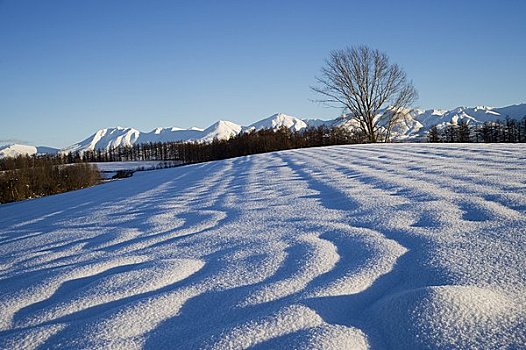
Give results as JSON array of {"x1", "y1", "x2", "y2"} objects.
[{"x1": 0, "y1": 144, "x2": 525, "y2": 349}]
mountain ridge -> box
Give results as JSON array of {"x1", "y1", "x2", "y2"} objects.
[{"x1": 2, "y1": 103, "x2": 525, "y2": 157}]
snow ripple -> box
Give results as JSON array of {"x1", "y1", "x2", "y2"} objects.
[{"x1": 0, "y1": 144, "x2": 525, "y2": 349}]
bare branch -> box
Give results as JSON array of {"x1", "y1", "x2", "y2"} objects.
[{"x1": 312, "y1": 46, "x2": 417, "y2": 142}]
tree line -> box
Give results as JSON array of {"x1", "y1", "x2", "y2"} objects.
[
  {"x1": 2, "y1": 118, "x2": 524, "y2": 204},
  {"x1": 81, "y1": 125, "x2": 366, "y2": 163},
  {"x1": 427, "y1": 117, "x2": 526, "y2": 143},
  {"x1": 6, "y1": 126, "x2": 361, "y2": 170},
  {"x1": 0, "y1": 156, "x2": 100, "y2": 203},
  {"x1": 0, "y1": 126, "x2": 363, "y2": 203}
]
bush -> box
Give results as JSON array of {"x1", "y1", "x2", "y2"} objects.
[{"x1": 112, "y1": 170, "x2": 134, "y2": 179}]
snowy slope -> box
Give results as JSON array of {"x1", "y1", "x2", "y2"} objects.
[
  {"x1": 0, "y1": 144, "x2": 59, "y2": 158},
  {"x1": 1, "y1": 144, "x2": 525, "y2": 349}
]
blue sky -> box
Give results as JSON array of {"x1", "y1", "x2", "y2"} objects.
[{"x1": 1, "y1": 0, "x2": 525, "y2": 148}]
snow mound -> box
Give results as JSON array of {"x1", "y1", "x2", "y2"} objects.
[{"x1": 373, "y1": 285, "x2": 525, "y2": 349}]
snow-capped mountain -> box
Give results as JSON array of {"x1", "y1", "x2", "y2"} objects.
[
  {"x1": 386, "y1": 104, "x2": 526, "y2": 140},
  {"x1": 137, "y1": 127, "x2": 204, "y2": 144},
  {"x1": 2, "y1": 104, "x2": 525, "y2": 157},
  {"x1": 60, "y1": 120, "x2": 244, "y2": 154},
  {"x1": 57, "y1": 103, "x2": 526, "y2": 153},
  {"x1": 60, "y1": 114, "x2": 309, "y2": 154},
  {"x1": 61, "y1": 125, "x2": 214, "y2": 154},
  {"x1": 329, "y1": 104, "x2": 526, "y2": 141},
  {"x1": 0, "y1": 144, "x2": 59, "y2": 158},
  {"x1": 64, "y1": 125, "x2": 218, "y2": 154},
  {"x1": 61, "y1": 127, "x2": 141, "y2": 154},
  {"x1": 247, "y1": 113, "x2": 308, "y2": 132},
  {"x1": 200, "y1": 120, "x2": 242, "y2": 142}
]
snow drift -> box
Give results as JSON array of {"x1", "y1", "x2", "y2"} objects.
[{"x1": 0, "y1": 143, "x2": 524, "y2": 349}]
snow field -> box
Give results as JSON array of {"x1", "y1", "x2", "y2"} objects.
[{"x1": 0, "y1": 143, "x2": 525, "y2": 349}]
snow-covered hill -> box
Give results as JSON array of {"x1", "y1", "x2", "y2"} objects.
[
  {"x1": 0, "y1": 144, "x2": 59, "y2": 158},
  {"x1": 0, "y1": 144, "x2": 524, "y2": 349}
]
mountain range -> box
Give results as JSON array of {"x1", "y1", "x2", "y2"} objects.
[{"x1": 1, "y1": 104, "x2": 525, "y2": 158}]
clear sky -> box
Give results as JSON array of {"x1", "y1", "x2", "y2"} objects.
[{"x1": 1, "y1": 0, "x2": 525, "y2": 148}]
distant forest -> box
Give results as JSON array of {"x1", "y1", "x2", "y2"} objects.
[
  {"x1": 1, "y1": 121, "x2": 525, "y2": 203},
  {"x1": 427, "y1": 117, "x2": 526, "y2": 143},
  {"x1": 77, "y1": 126, "x2": 366, "y2": 164},
  {"x1": 0, "y1": 157, "x2": 100, "y2": 203}
]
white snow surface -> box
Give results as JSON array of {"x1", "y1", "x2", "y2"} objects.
[{"x1": 0, "y1": 144, "x2": 525, "y2": 349}]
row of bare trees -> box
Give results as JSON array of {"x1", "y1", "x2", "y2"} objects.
[
  {"x1": 428, "y1": 118, "x2": 526, "y2": 143},
  {"x1": 76, "y1": 125, "x2": 366, "y2": 164}
]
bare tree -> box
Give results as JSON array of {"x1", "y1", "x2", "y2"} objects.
[{"x1": 313, "y1": 45, "x2": 418, "y2": 142}]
